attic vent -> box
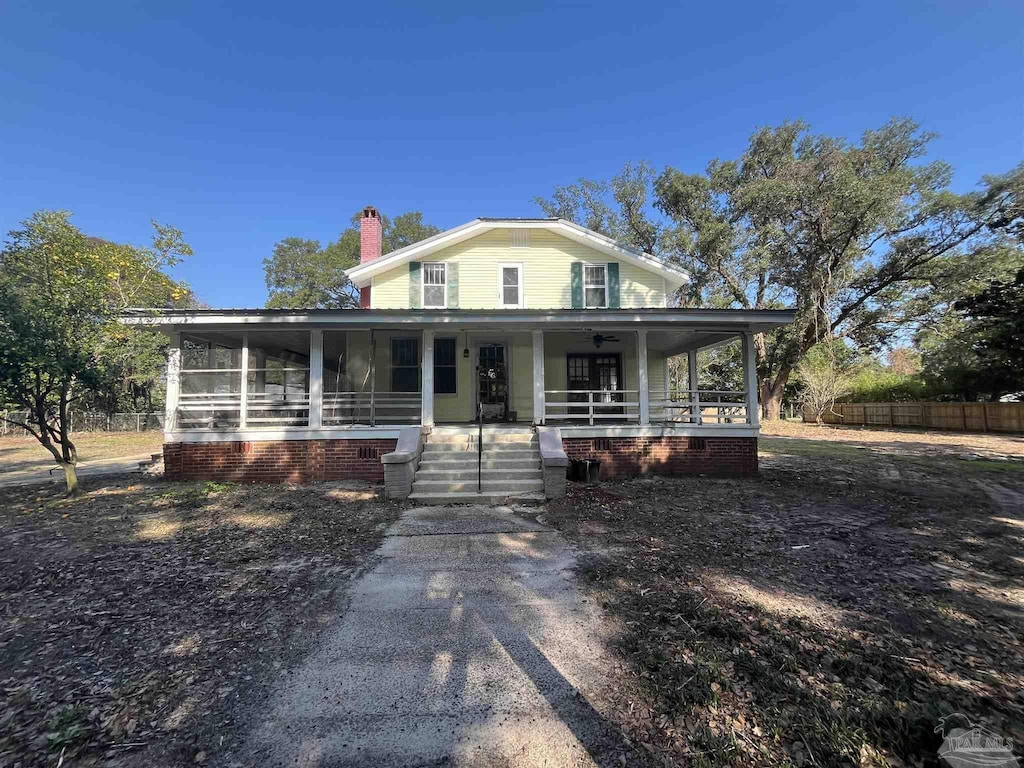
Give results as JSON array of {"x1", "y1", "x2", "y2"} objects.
[{"x1": 510, "y1": 229, "x2": 530, "y2": 248}]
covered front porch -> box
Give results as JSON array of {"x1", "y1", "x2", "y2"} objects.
[{"x1": 146, "y1": 308, "x2": 795, "y2": 442}]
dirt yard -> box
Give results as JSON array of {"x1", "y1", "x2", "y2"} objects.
[
  {"x1": 2, "y1": 424, "x2": 1022, "y2": 767},
  {"x1": 0, "y1": 432, "x2": 164, "y2": 476},
  {"x1": 540, "y1": 424, "x2": 1024, "y2": 767},
  {"x1": 761, "y1": 419, "x2": 1024, "y2": 462},
  {"x1": 0, "y1": 477, "x2": 403, "y2": 767}
]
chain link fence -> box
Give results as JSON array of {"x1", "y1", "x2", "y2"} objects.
[{"x1": 0, "y1": 411, "x2": 164, "y2": 436}]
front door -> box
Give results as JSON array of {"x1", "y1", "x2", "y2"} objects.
[
  {"x1": 477, "y1": 343, "x2": 508, "y2": 422},
  {"x1": 566, "y1": 353, "x2": 624, "y2": 417}
]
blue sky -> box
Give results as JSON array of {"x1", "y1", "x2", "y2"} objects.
[{"x1": 2, "y1": 0, "x2": 1021, "y2": 307}]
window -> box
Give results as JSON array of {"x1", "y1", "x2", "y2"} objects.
[
  {"x1": 422, "y1": 263, "x2": 446, "y2": 308},
  {"x1": 390, "y1": 338, "x2": 420, "y2": 392},
  {"x1": 584, "y1": 264, "x2": 607, "y2": 308},
  {"x1": 498, "y1": 263, "x2": 523, "y2": 308},
  {"x1": 510, "y1": 229, "x2": 530, "y2": 248},
  {"x1": 434, "y1": 338, "x2": 457, "y2": 394}
]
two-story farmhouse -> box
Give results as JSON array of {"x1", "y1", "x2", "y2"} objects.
[{"x1": 124, "y1": 207, "x2": 794, "y2": 501}]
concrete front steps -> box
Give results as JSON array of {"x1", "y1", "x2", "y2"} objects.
[{"x1": 408, "y1": 426, "x2": 544, "y2": 504}]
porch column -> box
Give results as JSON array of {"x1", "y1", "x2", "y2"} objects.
[
  {"x1": 687, "y1": 350, "x2": 701, "y2": 425},
  {"x1": 741, "y1": 331, "x2": 760, "y2": 428},
  {"x1": 309, "y1": 329, "x2": 323, "y2": 429},
  {"x1": 421, "y1": 330, "x2": 434, "y2": 427},
  {"x1": 164, "y1": 332, "x2": 181, "y2": 433},
  {"x1": 636, "y1": 329, "x2": 650, "y2": 425},
  {"x1": 532, "y1": 330, "x2": 545, "y2": 425},
  {"x1": 254, "y1": 351, "x2": 266, "y2": 391},
  {"x1": 239, "y1": 333, "x2": 249, "y2": 428}
]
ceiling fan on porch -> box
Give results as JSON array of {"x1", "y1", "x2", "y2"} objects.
[{"x1": 590, "y1": 334, "x2": 620, "y2": 348}]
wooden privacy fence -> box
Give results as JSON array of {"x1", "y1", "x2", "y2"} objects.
[{"x1": 804, "y1": 402, "x2": 1024, "y2": 434}]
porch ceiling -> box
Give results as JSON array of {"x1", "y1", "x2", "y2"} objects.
[{"x1": 647, "y1": 330, "x2": 740, "y2": 355}]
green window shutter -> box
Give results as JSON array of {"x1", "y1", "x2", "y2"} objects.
[
  {"x1": 570, "y1": 262, "x2": 583, "y2": 309},
  {"x1": 409, "y1": 262, "x2": 421, "y2": 309},
  {"x1": 607, "y1": 262, "x2": 620, "y2": 308},
  {"x1": 446, "y1": 262, "x2": 459, "y2": 309}
]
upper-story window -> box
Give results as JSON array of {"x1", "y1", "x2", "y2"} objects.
[
  {"x1": 498, "y1": 263, "x2": 523, "y2": 308},
  {"x1": 584, "y1": 264, "x2": 608, "y2": 308},
  {"x1": 422, "y1": 263, "x2": 447, "y2": 308}
]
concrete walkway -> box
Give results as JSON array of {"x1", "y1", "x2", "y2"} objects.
[
  {"x1": 0, "y1": 453, "x2": 153, "y2": 489},
  {"x1": 243, "y1": 505, "x2": 629, "y2": 767}
]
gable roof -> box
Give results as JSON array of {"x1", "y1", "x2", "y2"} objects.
[{"x1": 343, "y1": 218, "x2": 690, "y2": 289}]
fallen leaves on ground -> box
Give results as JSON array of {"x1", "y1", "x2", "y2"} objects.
[
  {"x1": 0, "y1": 476, "x2": 402, "y2": 767},
  {"x1": 539, "y1": 440, "x2": 1024, "y2": 767}
]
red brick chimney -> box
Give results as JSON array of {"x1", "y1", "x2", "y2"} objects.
[
  {"x1": 360, "y1": 206, "x2": 382, "y2": 264},
  {"x1": 359, "y1": 206, "x2": 382, "y2": 308}
]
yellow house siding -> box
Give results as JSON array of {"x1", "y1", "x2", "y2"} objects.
[
  {"x1": 432, "y1": 332, "x2": 538, "y2": 423},
  {"x1": 369, "y1": 229, "x2": 668, "y2": 309},
  {"x1": 370, "y1": 269, "x2": 408, "y2": 309}
]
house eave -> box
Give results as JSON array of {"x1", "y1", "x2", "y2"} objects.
[{"x1": 120, "y1": 307, "x2": 795, "y2": 334}]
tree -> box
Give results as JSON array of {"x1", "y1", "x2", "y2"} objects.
[
  {"x1": 538, "y1": 121, "x2": 1023, "y2": 419},
  {"x1": 264, "y1": 209, "x2": 440, "y2": 309},
  {"x1": 886, "y1": 347, "x2": 921, "y2": 376},
  {"x1": 919, "y1": 268, "x2": 1024, "y2": 401},
  {"x1": 88, "y1": 325, "x2": 176, "y2": 415},
  {"x1": 90, "y1": 234, "x2": 197, "y2": 415},
  {"x1": 796, "y1": 345, "x2": 857, "y2": 424},
  {"x1": 0, "y1": 211, "x2": 191, "y2": 494}
]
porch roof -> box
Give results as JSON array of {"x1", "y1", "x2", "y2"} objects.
[
  {"x1": 122, "y1": 307, "x2": 795, "y2": 356},
  {"x1": 122, "y1": 307, "x2": 793, "y2": 332}
]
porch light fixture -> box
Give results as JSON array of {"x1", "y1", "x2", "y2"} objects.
[{"x1": 462, "y1": 331, "x2": 470, "y2": 358}]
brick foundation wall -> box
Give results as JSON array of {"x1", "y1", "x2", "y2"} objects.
[
  {"x1": 561, "y1": 436, "x2": 757, "y2": 478},
  {"x1": 163, "y1": 439, "x2": 397, "y2": 483}
]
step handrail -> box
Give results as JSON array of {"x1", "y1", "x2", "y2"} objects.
[{"x1": 477, "y1": 401, "x2": 483, "y2": 494}]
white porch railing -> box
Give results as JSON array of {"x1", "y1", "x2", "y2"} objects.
[
  {"x1": 543, "y1": 390, "x2": 640, "y2": 425},
  {"x1": 649, "y1": 390, "x2": 750, "y2": 425},
  {"x1": 245, "y1": 392, "x2": 311, "y2": 426},
  {"x1": 176, "y1": 392, "x2": 243, "y2": 429},
  {"x1": 176, "y1": 368, "x2": 312, "y2": 430},
  {"x1": 322, "y1": 392, "x2": 422, "y2": 426}
]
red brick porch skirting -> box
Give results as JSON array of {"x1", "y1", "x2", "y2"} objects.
[
  {"x1": 163, "y1": 439, "x2": 397, "y2": 483},
  {"x1": 561, "y1": 436, "x2": 757, "y2": 478}
]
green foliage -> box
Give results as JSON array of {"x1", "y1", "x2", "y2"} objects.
[
  {"x1": 263, "y1": 209, "x2": 439, "y2": 309},
  {"x1": 0, "y1": 210, "x2": 191, "y2": 492},
  {"x1": 536, "y1": 162, "x2": 661, "y2": 254},
  {"x1": 538, "y1": 120, "x2": 1023, "y2": 416},
  {"x1": 87, "y1": 326, "x2": 171, "y2": 413},
  {"x1": 918, "y1": 268, "x2": 1024, "y2": 401},
  {"x1": 844, "y1": 366, "x2": 930, "y2": 403},
  {"x1": 264, "y1": 236, "x2": 353, "y2": 309}
]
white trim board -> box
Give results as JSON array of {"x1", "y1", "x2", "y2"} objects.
[
  {"x1": 165, "y1": 428, "x2": 404, "y2": 443},
  {"x1": 123, "y1": 308, "x2": 796, "y2": 332},
  {"x1": 496, "y1": 262, "x2": 525, "y2": 308},
  {"x1": 557, "y1": 425, "x2": 759, "y2": 439}
]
